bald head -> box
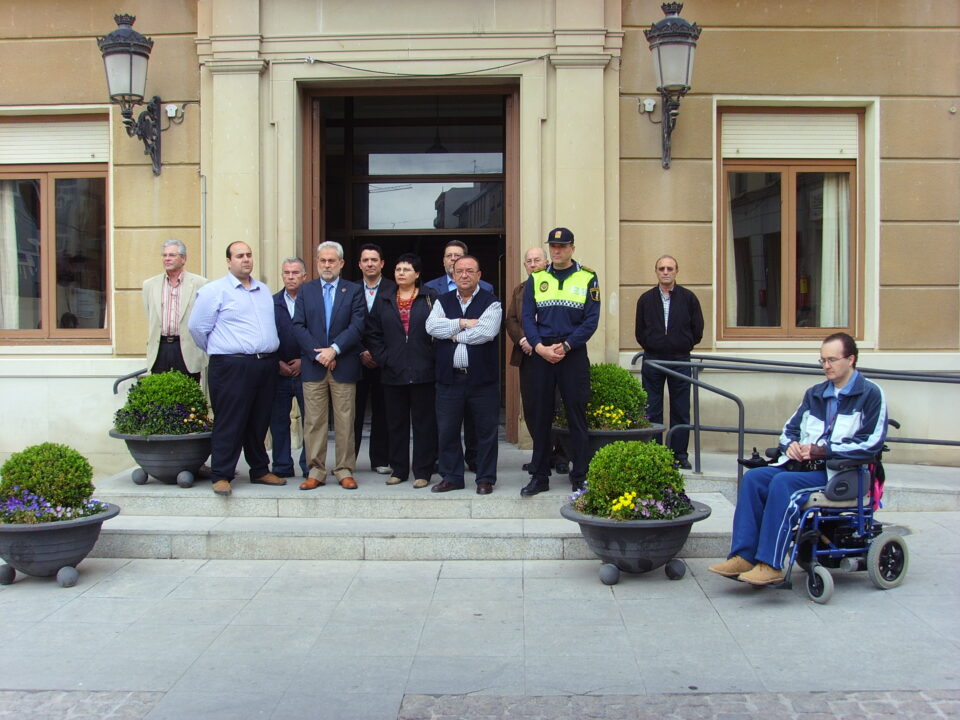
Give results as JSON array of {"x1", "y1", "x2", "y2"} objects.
[{"x1": 523, "y1": 247, "x2": 547, "y2": 277}]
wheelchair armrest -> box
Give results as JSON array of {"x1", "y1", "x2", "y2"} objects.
[{"x1": 764, "y1": 447, "x2": 781, "y2": 460}]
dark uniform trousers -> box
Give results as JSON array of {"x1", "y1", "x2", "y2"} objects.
[
  {"x1": 208, "y1": 353, "x2": 277, "y2": 481},
  {"x1": 526, "y1": 344, "x2": 590, "y2": 483}
]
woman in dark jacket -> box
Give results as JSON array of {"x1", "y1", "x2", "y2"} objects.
[{"x1": 364, "y1": 253, "x2": 438, "y2": 488}]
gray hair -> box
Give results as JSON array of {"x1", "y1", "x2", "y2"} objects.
[
  {"x1": 162, "y1": 239, "x2": 187, "y2": 257},
  {"x1": 316, "y1": 241, "x2": 344, "y2": 259},
  {"x1": 281, "y1": 257, "x2": 307, "y2": 272}
]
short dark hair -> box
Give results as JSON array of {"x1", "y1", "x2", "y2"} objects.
[
  {"x1": 395, "y1": 252, "x2": 422, "y2": 275},
  {"x1": 225, "y1": 241, "x2": 249, "y2": 259},
  {"x1": 359, "y1": 243, "x2": 384, "y2": 260},
  {"x1": 823, "y1": 332, "x2": 858, "y2": 367},
  {"x1": 444, "y1": 240, "x2": 468, "y2": 254}
]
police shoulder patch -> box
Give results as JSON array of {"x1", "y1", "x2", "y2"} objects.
[{"x1": 589, "y1": 286, "x2": 600, "y2": 301}]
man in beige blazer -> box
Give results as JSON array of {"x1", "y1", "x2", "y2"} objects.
[{"x1": 143, "y1": 239, "x2": 208, "y2": 380}]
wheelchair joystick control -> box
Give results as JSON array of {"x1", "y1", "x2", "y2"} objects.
[{"x1": 738, "y1": 447, "x2": 769, "y2": 469}]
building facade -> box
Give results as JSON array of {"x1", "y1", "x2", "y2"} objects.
[{"x1": 0, "y1": 0, "x2": 956, "y2": 473}]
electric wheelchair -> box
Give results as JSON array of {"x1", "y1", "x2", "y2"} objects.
[{"x1": 739, "y1": 419, "x2": 908, "y2": 604}]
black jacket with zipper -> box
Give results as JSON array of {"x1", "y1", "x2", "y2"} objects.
[{"x1": 634, "y1": 284, "x2": 703, "y2": 358}]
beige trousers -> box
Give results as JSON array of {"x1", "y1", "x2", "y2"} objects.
[{"x1": 303, "y1": 374, "x2": 357, "y2": 481}]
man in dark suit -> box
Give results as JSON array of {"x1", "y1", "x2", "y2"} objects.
[
  {"x1": 292, "y1": 241, "x2": 366, "y2": 490},
  {"x1": 354, "y1": 243, "x2": 395, "y2": 474},
  {"x1": 270, "y1": 257, "x2": 309, "y2": 479},
  {"x1": 425, "y1": 255, "x2": 502, "y2": 494},
  {"x1": 422, "y1": 240, "x2": 493, "y2": 474}
]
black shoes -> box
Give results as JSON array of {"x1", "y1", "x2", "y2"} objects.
[
  {"x1": 677, "y1": 459, "x2": 692, "y2": 470},
  {"x1": 520, "y1": 478, "x2": 549, "y2": 497},
  {"x1": 570, "y1": 479, "x2": 586, "y2": 492},
  {"x1": 554, "y1": 461, "x2": 570, "y2": 474}
]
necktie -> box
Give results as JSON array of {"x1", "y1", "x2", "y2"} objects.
[{"x1": 324, "y1": 283, "x2": 334, "y2": 334}]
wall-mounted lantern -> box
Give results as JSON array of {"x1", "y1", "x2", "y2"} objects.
[
  {"x1": 642, "y1": 2, "x2": 702, "y2": 169},
  {"x1": 97, "y1": 14, "x2": 162, "y2": 175}
]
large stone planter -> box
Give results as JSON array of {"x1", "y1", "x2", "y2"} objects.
[
  {"x1": 0, "y1": 503, "x2": 120, "y2": 587},
  {"x1": 561, "y1": 500, "x2": 711, "y2": 584},
  {"x1": 551, "y1": 424, "x2": 666, "y2": 466},
  {"x1": 109, "y1": 430, "x2": 211, "y2": 488}
]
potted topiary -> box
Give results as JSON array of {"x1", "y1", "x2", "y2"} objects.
[
  {"x1": 552, "y1": 362, "x2": 665, "y2": 464},
  {"x1": 0, "y1": 442, "x2": 120, "y2": 587},
  {"x1": 109, "y1": 370, "x2": 213, "y2": 487},
  {"x1": 560, "y1": 439, "x2": 711, "y2": 585}
]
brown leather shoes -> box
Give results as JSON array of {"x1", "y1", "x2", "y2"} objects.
[
  {"x1": 212, "y1": 480, "x2": 232, "y2": 496},
  {"x1": 299, "y1": 477, "x2": 325, "y2": 491},
  {"x1": 339, "y1": 476, "x2": 358, "y2": 490},
  {"x1": 431, "y1": 480, "x2": 465, "y2": 493},
  {"x1": 251, "y1": 473, "x2": 287, "y2": 486},
  {"x1": 476, "y1": 482, "x2": 494, "y2": 495}
]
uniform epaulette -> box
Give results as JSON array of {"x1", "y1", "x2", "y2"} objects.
[{"x1": 579, "y1": 265, "x2": 596, "y2": 275}]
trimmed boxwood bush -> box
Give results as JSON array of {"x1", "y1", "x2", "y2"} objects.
[
  {"x1": 573, "y1": 440, "x2": 692, "y2": 521},
  {"x1": 556, "y1": 363, "x2": 649, "y2": 430},
  {"x1": 113, "y1": 370, "x2": 213, "y2": 436},
  {"x1": 0, "y1": 442, "x2": 95, "y2": 508}
]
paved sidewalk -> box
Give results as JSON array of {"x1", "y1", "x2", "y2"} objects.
[{"x1": 0, "y1": 509, "x2": 957, "y2": 719}]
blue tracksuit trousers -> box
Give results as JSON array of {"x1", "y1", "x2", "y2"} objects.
[{"x1": 729, "y1": 465, "x2": 827, "y2": 570}]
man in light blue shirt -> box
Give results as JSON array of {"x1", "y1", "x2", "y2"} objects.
[{"x1": 189, "y1": 241, "x2": 285, "y2": 496}]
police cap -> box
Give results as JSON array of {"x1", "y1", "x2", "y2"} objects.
[{"x1": 546, "y1": 227, "x2": 574, "y2": 245}]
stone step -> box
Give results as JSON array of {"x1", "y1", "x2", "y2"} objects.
[{"x1": 90, "y1": 492, "x2": 735, "y2": 562}]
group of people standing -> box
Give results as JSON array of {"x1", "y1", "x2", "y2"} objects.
[{"x1": 142, "y1": 228, "x2": 705, "y2": 499}]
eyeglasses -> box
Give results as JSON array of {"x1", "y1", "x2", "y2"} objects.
[
  {"x1": 818, "y1": 356, "x2": 849, "y2": 367},
  {"x1": 657, "y1": 266, "x2": 676, "y2": 272}
]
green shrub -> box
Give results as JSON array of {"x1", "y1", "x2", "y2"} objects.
[
  {"x1": 0, "y1": 442, "x2": 95, "y2": 508},
  {"x1": 573, "y1": 440, "x2": 692, "y2": 520},
  {"x1": 556, "y1": 363, "x2": 649, "y2": 430},
  {"x1": 113, "y1": 371, "x2": 213, "y2": 436}
]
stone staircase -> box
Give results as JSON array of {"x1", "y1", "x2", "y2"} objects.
[{"x1": 89, "y1": 439, "x2": 957, "y2": 562}]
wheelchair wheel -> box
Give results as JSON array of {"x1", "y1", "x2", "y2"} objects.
[
  {"x1": 867, "y1": 533, "x2": 908, "y2": 589},
  {"x1": 806, "y1": 565, "x2": 834, "y2": 604}
]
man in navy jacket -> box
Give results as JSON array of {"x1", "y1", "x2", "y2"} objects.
[
  {"x1": 708, "y1": 332, "x2": 888, "y2": 586},
  {"x1": 292, "y1": 241, "x2": 366, "y2": 490},
  {"x1": 270, "y1": 257, "x2": 309, "y2": 479}
]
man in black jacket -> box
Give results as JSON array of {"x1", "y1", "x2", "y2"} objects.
[{"x1": 634, "y1": 255, "x2": 703, "y2": 469}]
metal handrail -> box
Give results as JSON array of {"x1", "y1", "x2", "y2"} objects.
[
  {"x1": 113, "y1": 368, "x2": 147, "y2": 395},
  {"x1": 630, "y1": 352, "x2": 960, "y2": 483}
]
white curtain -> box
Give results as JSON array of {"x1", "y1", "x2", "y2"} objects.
[
  {"x1": 818, "y1": 174, "x2": 849, "y2": 327},
  {"x1": 0, "y1": 182, "x2": 19, "y2": 329},
  {"x1": 725, "y1": 187, "x2": 737, "y2": 327}
]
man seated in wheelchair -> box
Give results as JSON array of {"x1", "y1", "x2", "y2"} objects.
[{"x1": 709, "y1": 332, "x2": 888, "y2": 586}]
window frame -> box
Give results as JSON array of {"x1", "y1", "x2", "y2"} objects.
[
  {"x1": 717, "y1": 110, "x2": 865, "y2": 341},
  {"x1": 0, "y1": 164, "x2": 110, "y2": 344}
]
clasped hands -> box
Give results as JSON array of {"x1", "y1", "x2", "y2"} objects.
[
  {"x1": 785, "y1": 441, "x2": 826, "y2": 462},
  {"x1": 313, "y1": 347, "x2": 337, "y2": 370},
  {"x1": 535, "y1": 342, "x2": 567, "y2": 364}
]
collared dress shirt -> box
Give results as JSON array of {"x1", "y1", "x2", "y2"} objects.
[
  {"x1": 160, "y1": 271, "x2": 183, "y2": 336},
  {"x1": 424, "y1": 287, "x2": 502, "y2": 369},
  {"x1": 189, "y1": 273, "x2": 280, "y2": 355}
]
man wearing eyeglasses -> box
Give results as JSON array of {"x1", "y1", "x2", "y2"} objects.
[
  {"x1": 708, "y1": 332, "x2": 888, "y2": 586},
  {"x1": 425, "y1": 255, "x2": 502, "y2": 494},
  {"x1": 634, "y1": 255, "x2": 704, "y2": 469},
  {"x1": 424, "y1": 240, "x2": 494, "y2": 474}
]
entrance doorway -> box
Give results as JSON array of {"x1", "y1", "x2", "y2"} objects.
[{"x1": 303, "y1": 88, "x2": 522, "y2": 439}]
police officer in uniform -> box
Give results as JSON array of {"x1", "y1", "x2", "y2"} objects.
[{"x1": 520, "y1": 227, "x2": 600, "y2": 495}]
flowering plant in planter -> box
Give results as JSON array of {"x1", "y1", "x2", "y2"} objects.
[
  {"x1": 571, "y1": 440, "x2": 693, "y2": 521},
  {"x1": 556, "y1": 363, "x2": 650, "y2": 430},
  {"x1": 113, "y1": 370, "x2": 213, "y2": 435},
  {"x1": 0, "y1": 443, "x2": 108, "y2": 524}
]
